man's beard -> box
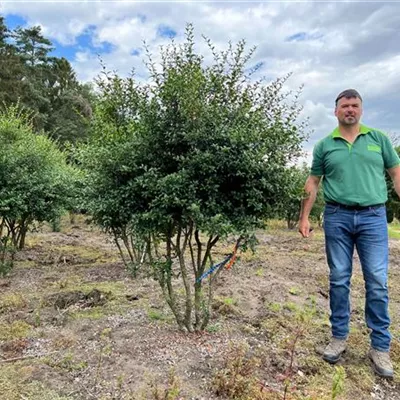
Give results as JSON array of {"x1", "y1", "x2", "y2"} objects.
[{"x1": 341, "y1": 116, "x2": 358, "y2": 126}]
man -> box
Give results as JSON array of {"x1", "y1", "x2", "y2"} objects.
[{"x1": 299, "y1": 89, "x2": 400, "y2": 378}]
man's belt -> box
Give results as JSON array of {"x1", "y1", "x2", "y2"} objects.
[{"x1": 326, "y1": 202, "x2": 385, "y2": 211}]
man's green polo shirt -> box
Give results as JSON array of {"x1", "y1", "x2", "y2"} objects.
[{"x1": 310, "y1": 124, "x2": 400, "y2": 206}]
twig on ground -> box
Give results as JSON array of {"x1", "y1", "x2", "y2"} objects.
[{"x1": 0, "y1": 351, "x2": 59, "y2": 364}]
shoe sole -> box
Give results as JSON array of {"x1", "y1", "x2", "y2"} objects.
[
  {"x1": 369, "y1": 356, "x2": 393, "y2": 379},
  {"x1": 323, "y1": 349, "x2": 345, "y2": 364}
]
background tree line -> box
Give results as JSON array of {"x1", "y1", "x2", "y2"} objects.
[{"x1": 0, "y1": 16, "x2": 94, "y2": 145}]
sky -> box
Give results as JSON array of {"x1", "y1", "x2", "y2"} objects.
[{"x1": 2, "y1": 1, "x2": 400, "y2": 163}]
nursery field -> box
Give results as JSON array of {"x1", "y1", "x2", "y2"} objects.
[{"x1": 1, "y1": 217, "x2": 400, "y2": 399}]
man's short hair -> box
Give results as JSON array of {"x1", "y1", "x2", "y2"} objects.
[{"x1": 335, "y1": 89, "x2": 362, "y2": 106}]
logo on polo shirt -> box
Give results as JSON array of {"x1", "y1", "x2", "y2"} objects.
[{"x1": 367, "y1": 145, "x2": 381, "y2": 153}]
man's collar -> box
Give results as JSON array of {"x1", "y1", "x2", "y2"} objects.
[{"x1": 331, "y1": 124, "x2": 370, "y2": 139}]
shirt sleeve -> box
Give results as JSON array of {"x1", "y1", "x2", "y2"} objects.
[
  {"x1": 310, "y1": 141, "x2": 324, "y2": 176},
  {"x1": 381, "y1": 134, "x2": 400, "y2": 169}
]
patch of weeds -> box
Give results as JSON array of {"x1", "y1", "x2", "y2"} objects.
[
  {"x1": 294, "y1": 299, "x2": 319, "y2": 326},
  {"x1": 267, "y1": 219, "x2": 287, "y2": 231},
  {"x1": 138, "y1": 369, "x2": 181, "y2": 400},
  {"x1": 304, "y1": 386, "x2": 332, "y2": 400},
  {"x1": 148, "y1": 309, "x2": 166, "y2": 321},
  {"x1": 71, "y1": 306, "x2": 107, "y2": 320},
  {"x1": 95, "y1": 374, "x2": 134, "y2": 400},
  {"x1": 212, "y1": 342, "x2": 278, "y2": 400},
  {"x1": 52, "y1": 275, "x2": 81, "y2": 290},
  {"x1": 32, "y1": 299, "x2": 45, "y2": 328},
  {"x1": 90, "y1": 328, "x2": 114, "y2": 393},
  {"x1": 297, "y1": 354, "x2": 327, "y2": 376},
  {"x1": 0, "y1": 364, "x2": 74, "y2": 400},
  {"x1": 0, "y1": 292, "x2": 27, "y2": 313},
  {"x1": 255, "y1": 267, "x2": 264, "y2": 277},
  {"x1": 305, "y1": 365, "x2": 349, "y2": 400},
  {"x1": 238, "y1": 251, "x2": 256, "y2": 263},
  {"x1": 283, "y1": 301, "x2": 298, "y2": 313},
  {"x1": 70, "y1": 298, "x2": 131, "y2": 322},
  {"x1": 316, "y1": 274, "x2": 329, "y2": 288},
  {"x1": 351, "y1": 274, "x2": 365, "y2": 291},
  {"x1": 306, "y1": 294, "x2": 317, "y2": 307},
  {"x1": 223, "y1": 297, "x2": 237, "y2": 306},
  {"x1": 289, "y1": 287, "x2": 301, "y2": 296},
  {"x1": 278, "y1": 327, "x2": 306, "y2": 400},
  {"x1": 267, "y1": 302, "x2": 282, "y2": 313},
  {"x1": 390, "y1": 335, "x2": 400, "y2": 363},
  {"x1": 241, "y1": 323, "x2": 258, "y2": 335},
  {"x1": 206, "y1": 322, "x2": 222, "y2": 333},
  {"x1": 0, "y1": 240, "x2": 16, "y2": 277},
  {"x1": 20, "y1": 380, "x2": 74, "y2": 400},
  {"x1": 213, "y1": 296, "x2": 240, "y2": 316},
  {"x1": 0, "y1": 320, "x2": 32, "y2": 340},
  {"x1": 344, "y1": 364, "x2": 374, "y2": 393},
  {"x1": 0, "y1": 365, "x2": 36, "y2": 400},
  {"x1": 0, "y1": 260, "x2": 14, "y2": 277},
  {"x1": 24, "y1": 235, "x2": 42, "y2": 247},
  {"x1": 51, "y1": 244, "x2": 105, "y2": 262},
  {"x1": 388, "y1": 225, "x2": 400, "y2": 239},
  {"x1": 14, "y1": 260, "x2": 36, "y2": 269},
  {"x1": 46, "y1": 350, "x2": 88, "y2": 372},
  {"x1": 332, "y1": 366, "x2": 346, "y2": 400},
  {"x1": 347, "y1": 328, "x2": 369, "y2": 358},
  {"x1": 260, "y1": 316, "x2": 287, "y2": 341}
]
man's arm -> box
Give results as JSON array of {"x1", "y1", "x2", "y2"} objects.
[
  {"x1": 298, "y1": 175, "x2": 321, "y2": 238},
  {"x1": 388, "y1": 165, "x2": 400, "y2": 198}
]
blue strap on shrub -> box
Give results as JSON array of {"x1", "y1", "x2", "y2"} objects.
[{"x1": 196, "y1": 254, "x2": 232, "y2": 283}]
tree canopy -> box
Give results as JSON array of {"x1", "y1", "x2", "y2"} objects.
[{"x1": 0, "y1": 16, "x2": 93, "y2": 144}]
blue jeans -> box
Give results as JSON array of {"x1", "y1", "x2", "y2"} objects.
[{"x1": 323, "y1": 204, "x2": 391, "y2": 352}]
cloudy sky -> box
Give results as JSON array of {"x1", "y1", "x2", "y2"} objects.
[{"x1": 2, "y1": 1, "x2": 400, "y2": 162}]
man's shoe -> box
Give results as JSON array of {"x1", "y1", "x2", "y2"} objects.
[
  {"x1": 322, "y1": 338, "x2": 347, "y2": 364},
  {"x1": 369, "y1": 348, "x2": 393, "y2": 379}
]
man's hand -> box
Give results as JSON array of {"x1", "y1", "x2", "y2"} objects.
[{"x1": 298, "y1": 218, "x2": 312, "y2": 238}]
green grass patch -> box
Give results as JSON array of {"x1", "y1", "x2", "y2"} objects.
[
  {"x1": 289, "y1": 287, "x2": 301, "y2": 296},
  {"x1": 71, "y1": 299, "x2": 131, "y2": 321},
  {"x1": 147, "y1": 309, "x2": 167, "y2": 321},
  {"x1": 222, "y1": 297, "x2": 237, "y2": 306},
  {"x1": 52, "y1": 280, "x2": 126, "y2": 296},
  {"x1": 0, "y1": 320, "x2": 32, "y2": 340},
  {"x1": 0, "y1": 364, "x2": 73, "y2": 400},
  {"x1": 0, "y1": 292, "x2": 27, "y2": 313},
  {"x1": 71, "y1": 306, "x2": 107, "y2": 320},
  {"x1": 283, "y1": 301, "x2": 299, "y2": 312},
  {"x1": 52, "y1": 244, "x2": 113, "y2": 262},
  {"x1": 45, "y1": 351, "x2": 88, "y2": 372},
  {"x1": 14, "y1": 260, "x2": 36, "y2": 269},
  {"x1": 266, "y1": 302, "x2": 282, "y2": 313},
  {"x1": 388, "y1": 224, "x2": 400, "y2": 239}
]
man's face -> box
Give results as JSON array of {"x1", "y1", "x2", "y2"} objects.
[{"x1": 335, "y1": 96, "x2": 363, "y2": 126}]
